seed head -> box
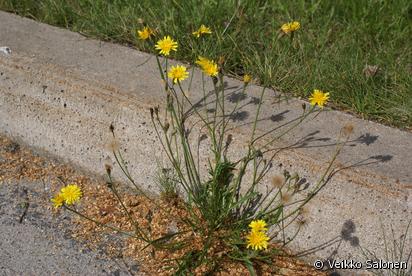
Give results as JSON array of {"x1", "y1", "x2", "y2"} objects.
[
  {"x1": 342, "y1": 123, "x2": 354, "y2": 136},
  {"x1": 281, "y1": 191, "x2": 292, "y2": 205},
  {"x1": 271, "y1": 175, "x2": 285, "y2": 188},
  {"x1": 107, "y1": 139, "x2": 120, "y2": 153}
]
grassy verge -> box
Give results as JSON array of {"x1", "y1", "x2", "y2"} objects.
[{"x1": 0, "y1": 0, "x2": 411, "y2": 129}]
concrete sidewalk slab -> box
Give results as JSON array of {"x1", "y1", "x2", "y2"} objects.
[{"x1": 1, "y1": 11, "x2": 411, "y2": 269}]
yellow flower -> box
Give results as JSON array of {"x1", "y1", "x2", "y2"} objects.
[
  {"x1": 192, "y1": 24, "x2": 212, "y2": 38},
  {"x1": 195, "y1": 56, "x2": 218, "y2": 77},
  {"x1": 60, "y1": 184, "x2": 82, "y2": 205},
  {"x1": 243, "y1": 74, "x2": 252, "y2": 84},
  {"x1": 249, "y1": 219, "x2": 268, "y2": 233},
  {"x1": 246, "y1": 230, "x2": 270, "y2": 250},
  {"x1": 137, "y1": 27, "x2": 154, "y2": 40},
  {"x1": 168, "y1": 65, "x2": 189, "y2": 84},
  {"x1": 195, "y1": 56, "x2": 209, "y2": 68},
  {"x1": 155, "y1": 36, "x2": 178, "y2": 56},
  {"x1": 281, "y1": 21, "x2": 301, "y2": 34},
  {"x1": 51, "y1": 193, "x2": 64, "y2": 208},
  {"x1": 309, "y1": 89, "x2": 330, "y2": 108}
]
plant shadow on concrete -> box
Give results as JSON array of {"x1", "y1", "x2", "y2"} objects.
[{"x1": 359, "y1": 220, "x2": 412, "y2": 276}]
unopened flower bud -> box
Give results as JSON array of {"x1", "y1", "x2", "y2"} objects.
[
  {"x1": 104, "y1": 156, "x2": 113, "y2": 176},
  {"x1": 212, "y1": 76, "x2": 218, "y2": 85},
  {"x1": 163, "y1": 122, "x2": 170, "y2": 132},
  {"x1": 218, "y1": 56, "x2": 225, "y2": 66},
  {"x1": 106, "y1": 181, "x2": 113, "y2": 189},
  {"x1": 225, "y1": 134, "x2": 233, "y2": 148}
]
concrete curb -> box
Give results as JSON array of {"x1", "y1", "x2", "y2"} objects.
[{"x1": 1, "y1": 11, "x2": 411, "y2": 268}]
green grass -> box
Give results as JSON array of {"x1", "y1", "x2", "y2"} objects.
[{"x1": 1, "y1": 0, "x2": 411, "y2": 128}]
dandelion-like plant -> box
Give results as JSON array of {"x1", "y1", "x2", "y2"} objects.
[
  {"x1": 247, "y1": 231, "x2": 270, "y2": 250},
  {"x1": 155, "y1": 36, "x2": 178, "y2": 56},
  {"x1": 137, "y1": 26, "x2": 154, "y2": 40},
  {"x1": 246, "y1": 219, "x2": 270, "y2": 251},
  {"x1": 243, "y1": 74, "x2": 252, "y2": 84},
  {"x1": 51, "y1": 184, "x2": 82, "y2": 208},
  {"x1": 51, "y1": 193, "x2": 64, "y2": 208},
  {"x1": 168, "y1": 65, "x2": 189, "y2": 84},
  {"x1": 192, "y1": 24, "x2": 212, "y2": 38},
  {"x1": 309, "y1": 89, "x2": 330, "y2": 108},
  {"x1": 195, "y1": 56, "x2": 218, "y2": 77},
  {"x1": 249, "y1": 219, "x2": 268, "y2": 233},
  {"x1": 63, "y1": 22, "x2": 346, "y2": 275},
  {"x1": 281, "y1": 21, "x2": 301, "y2": 34}
]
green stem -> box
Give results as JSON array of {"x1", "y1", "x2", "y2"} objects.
[
  {"x1": 250, "y1": 87, "x2": 266, "y2": 143},
  {"x1": 107, "y1": 174, "x2": 149, "y2": 241},
  {"x1": 64, "y1": 205, "x2": 137, "y2": 238}
]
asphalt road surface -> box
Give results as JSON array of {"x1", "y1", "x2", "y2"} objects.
[{"x1": 0, "y1": 178, "x2": 143, "y2": 276}]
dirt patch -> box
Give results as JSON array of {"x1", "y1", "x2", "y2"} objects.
[
  {"x1": 0, "y1": 136, "x2": 140, "y2": 275},
  {"x1": 0, "y1": 134, "x2": 326, "y2": 275}
]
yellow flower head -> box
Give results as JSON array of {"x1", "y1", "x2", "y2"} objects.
[
  {"x1": 155, "y1": 36, "x2": 178, "y2": 56},
  {"x1": 243, "y1": 74, "x2": 252, "y2": 84},
  {"x1": 246, "y1": 230, "x2": 270, "y2": 250},
  {"x1": 60, "y1": 184, "x2": 82, "y2": 205},
  {"x1": 192, "y1": 24, "x2": 212, "y2": 38},
  {"x1": 195, "y1": 56, "x2": 209, "y2": 68},
  {"x1": 137, "y1": 27, "x2": 154, "y2": 40},
  {"x1": 249, "y1": 219, "x2": 268, "y2": 233},
  {"x1": 196, "y1": 56, "x2": 219, "y2": 77},
  {"x1": 309, "y1": 89, "x2": 330, "y2": 108},
  {"x1": 51, "y1": 193, "x2": 64, "y2": 208},
  {"x1": 281, "y1": 21, "x2": 301, "y2": 34},
  {"x1": 168, "y1": 65, "x2": 189, "y2": 84}
]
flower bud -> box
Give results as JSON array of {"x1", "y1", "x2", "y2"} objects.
[{"x1": 163, "y1": 122, "x2": 170, "y2": 132}]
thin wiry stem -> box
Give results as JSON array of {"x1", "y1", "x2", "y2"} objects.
[{"x1": 64, "y1": 205, "x2": 137, "y2": 239}]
